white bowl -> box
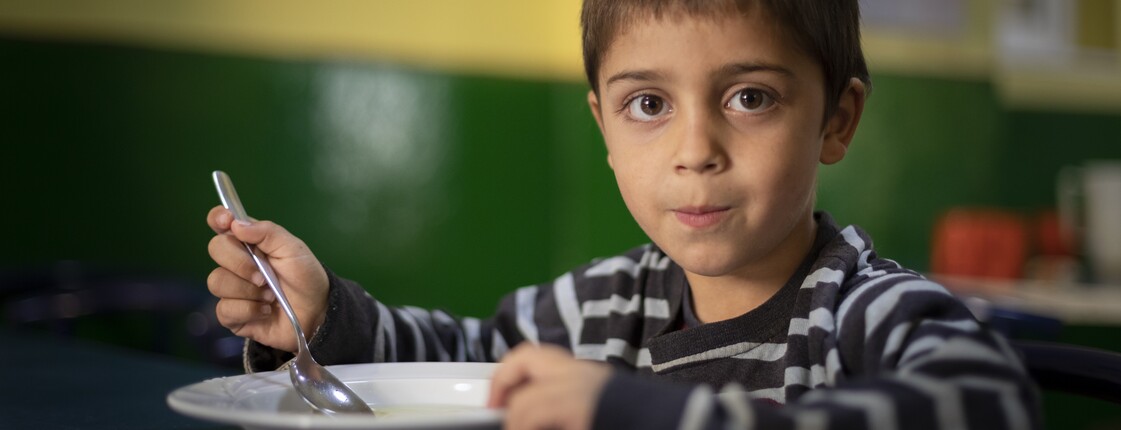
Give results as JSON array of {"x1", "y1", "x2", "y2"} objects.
[{"x1": 167, "y1": 362, "x2": 502, "y2": 430}]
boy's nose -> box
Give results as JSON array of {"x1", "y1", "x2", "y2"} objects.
[{"x1": 672, "y1": 111, "x2": 727, "y2": 175}]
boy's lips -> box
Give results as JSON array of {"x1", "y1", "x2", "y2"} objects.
[{"x1": 672, "y1": 206, "x2": 731, "y2": 229}]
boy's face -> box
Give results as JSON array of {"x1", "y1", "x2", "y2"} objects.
[{"x1": 588, "y1": 10, "x2": 862, "y2": 282}]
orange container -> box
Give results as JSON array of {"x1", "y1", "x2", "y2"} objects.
[{"x1": 931, "y1": 209, "x2": 1028, "y2": 280}]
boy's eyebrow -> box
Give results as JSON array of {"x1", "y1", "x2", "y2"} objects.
[
  {"x1": 604, "y1": 69, "x2": 666, "y2": 87},
  {"x1": 717, "y1": 62, "x2": 795, "y2": 79},
  {"x1": 604, "y1": 62, "x2": 796, "y2": 88}
]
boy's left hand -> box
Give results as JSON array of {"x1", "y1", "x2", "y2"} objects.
[{"x1": 487, "y1": 343, "x2": 612, "y2": 430}]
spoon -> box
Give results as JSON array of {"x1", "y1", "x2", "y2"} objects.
[{"x1": 212, "y1": 170, "x2": 373, "y2": 415}]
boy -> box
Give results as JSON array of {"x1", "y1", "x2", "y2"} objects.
[{"x1": 206, "y1": 0, "x2": 1039, "y2": 429}]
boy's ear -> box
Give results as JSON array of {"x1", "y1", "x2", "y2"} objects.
[
  {"x1": 587, "y1": 90, "x2": 606, "y2": 135},
  {"x1": 587, "y1": 90, "x2": 614, "y2": 169},
  {"x1": 820, "y1": 78, "x2": 867, "y2": 165}
]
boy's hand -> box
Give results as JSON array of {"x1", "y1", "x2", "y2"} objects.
[
  {"x1": 488, "y1": 344, "x2": 611, "y2": 430},
  {"x1": 206, "y1": 205, "x2": 329, "y2": 353}
]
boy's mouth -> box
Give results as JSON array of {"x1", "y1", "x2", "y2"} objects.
[{"x1": 672, "y1": 206, "x2": 731, "y2": 229}]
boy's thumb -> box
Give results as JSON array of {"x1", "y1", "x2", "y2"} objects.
[
  {"x1": 231, "y1": 219, "x2": 296, "y2": 257},
  {"x1": 229, "y1": 218, "x2": 264, "y2": 244}
]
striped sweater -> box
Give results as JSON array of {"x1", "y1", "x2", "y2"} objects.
[{"x1": 246, "y1": 212, "x2": 1040, "y2": 429}]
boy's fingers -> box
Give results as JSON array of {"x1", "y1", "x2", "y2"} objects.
[
  {"x1": 208, "y1": 267, "x2": 274, "y2": 302},
  {"x1": 208, "y1": 234, "x2": 266, "y2": 285},
  {"x1": 488, "y1": 344, "x2": 570, "y2": 408},
  {"x1": 214, "y1": 297, "x2": 272, "y2": 329},
  {"x1": 487, "y1": 356, "x2": 531, "y2": 408},
  {"x1": 229, "y1": 219, "x2": 306, "y2": 259},
  {"x1": 207, "y1": 205, "x2": 233, "y2": 234},
  {"x1": 490, "y1": 344, "x2": 608, "y2": 430},
  {"x1": 500, "y1": 365, "x2": 599, "y2": 430},
  {"x1": 504, "y1": 383, "x2": 563, "y2": 430}
]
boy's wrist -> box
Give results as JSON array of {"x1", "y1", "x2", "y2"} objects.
[{"x1": 301, "y1": 266, "x2": 379, "y2": 365}]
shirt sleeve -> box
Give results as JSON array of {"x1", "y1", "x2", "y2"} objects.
[
  {"x1": 242, "y1": 244, "x2": 662, "y2": 372},
  {"x1": 590, "y1": 277, "x2": 1041, "y2": 430},
  {"x1": 244, "y1": 265, "x2": 574, "y2": 372}
]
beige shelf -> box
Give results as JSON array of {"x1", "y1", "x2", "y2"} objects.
[
  {"x1": 935, "y1": 275, "x2": 1121, "y2": 325},
  {"x1": 1004, "y1": 61, "x2": 1121, "y2": 114},
  {"x1": 863, "y1": 31, "x2": 992, "y2": 80},
  {"x1": 863, "y1": 0, "x2": 1121, "y2": 114}
]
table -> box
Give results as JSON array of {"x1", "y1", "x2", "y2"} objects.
[{"x1": 0, "y1": 327, "x2": 238, "y2": 429}]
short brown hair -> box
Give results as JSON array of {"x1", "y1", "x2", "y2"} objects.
[{"x1": 581, "y1": 0, "x2": 871, "y2": 121}]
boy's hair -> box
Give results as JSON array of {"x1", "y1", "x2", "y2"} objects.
[{"x1": 581, "y1": 0, "x2": 871, "y2": 122}]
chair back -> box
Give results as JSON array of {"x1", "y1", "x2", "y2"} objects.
[{"x1": 1014, "y1": 340, "x2": 1121, "y2": 404}]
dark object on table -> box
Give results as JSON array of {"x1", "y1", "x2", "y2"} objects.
[{"x1": 1, "y1": 260, "x2": 243, "y2": 368}]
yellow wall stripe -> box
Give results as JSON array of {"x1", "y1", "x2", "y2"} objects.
[{"x1": 0, "y1": 0, "x2": 587, "y2": 81}]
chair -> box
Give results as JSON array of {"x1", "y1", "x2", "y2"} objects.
[
  {"x1": 959, "y1": 295, "x2": 1121, "y2": 405},
  {"x1": 1012, "y1": 340, "x2": 1121, "y2": 405}
]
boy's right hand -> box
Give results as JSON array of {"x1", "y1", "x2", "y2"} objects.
[{"x1": 206, "y1": 205, "x2": 330, "y2": 353}]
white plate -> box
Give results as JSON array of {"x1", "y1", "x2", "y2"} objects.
[{"x1": 167, "y1": 362, "x2": 502, "y2": 430}]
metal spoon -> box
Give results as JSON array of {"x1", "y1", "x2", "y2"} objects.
[{"x1": 212, "y1": 170, "x2": 373, "y2": 415}]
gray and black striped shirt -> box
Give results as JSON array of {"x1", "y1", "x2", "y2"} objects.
[{"x1": 247, "y1": 212, "x2": 1039, "y2": 429}]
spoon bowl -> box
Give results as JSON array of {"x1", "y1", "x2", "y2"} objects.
[{"x1": 213, "y1": 170, "x2": 373, "y2": 415}]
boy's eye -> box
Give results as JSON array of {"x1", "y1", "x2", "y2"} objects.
[
  {"x1": 727, "y1": 89, "x2": 774, "y2": 113},
  {"x1": 627, "y1": 94, "x2": 669, "y2": 121}
]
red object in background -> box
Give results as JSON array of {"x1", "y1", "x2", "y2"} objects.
[
  {"x1": 931, "y1": 209, "x2": 1029, "y2": 279},
  {"x1": 1035, "y1": 210, "x2": 1075, "y2": 256}
]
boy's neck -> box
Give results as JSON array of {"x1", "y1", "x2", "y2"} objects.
[{"x1": 685, "y1": 214, "x2": 818, "y2": 324}]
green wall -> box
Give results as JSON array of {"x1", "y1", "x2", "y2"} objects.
[
  {"x1": 819, "y1": 75, "x2": 1121, "y2": 272},
  {"x1": 0, "y1": 36, "x2": 642, "y2": 318},
  {"x1": 3, "y1": 36, "x2": 1121, "y2": 319}
]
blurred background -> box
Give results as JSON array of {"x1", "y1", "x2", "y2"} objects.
[{"x1": 1, "y1": 0, "x2": 1119, "y2": 428}]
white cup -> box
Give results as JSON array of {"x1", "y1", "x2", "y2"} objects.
[{"x1": 1059, "y1": 161, "x2": 1121, "y2": 285}]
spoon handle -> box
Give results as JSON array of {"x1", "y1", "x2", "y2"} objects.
[{"x1": 212, "y1": 170, "x2": 309, "y2": 352}]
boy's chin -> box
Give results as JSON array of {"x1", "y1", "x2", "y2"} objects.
[
  {"x1": 679, "y1": 261, "x2": 741, "y2": 278},
  {"x1": 667, "y1": 247, "x2": 749, "y2": 279}
]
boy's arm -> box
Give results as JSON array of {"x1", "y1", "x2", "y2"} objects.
[
  {"x1": 589, "y1": 278, "x2": 1040, "y2": 430},
  {"x1": 242, "y1": 244, "x2": 655, "y2": 372},
  {"x1": 244, "y1": 266, "x2": 552, "y2": 372}
]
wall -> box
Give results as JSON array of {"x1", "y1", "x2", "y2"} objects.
[
  {"x1": 4, "y1": 36, "x2": 1121, "y2": 318},
  {"x1": 822, "y1": 74, "x2": 1121, "y2": 270},
  {"x1": 0, "y1": 37, "x2": 641, "y2": 318}
]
